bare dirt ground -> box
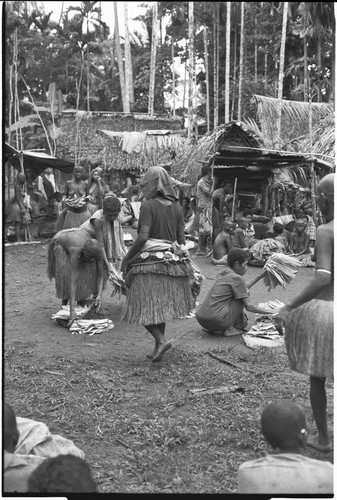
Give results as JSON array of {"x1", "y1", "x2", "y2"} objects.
[
  {"x1": 3, "y1": 238, "x2": 334, "y2": 494},
  {"x1": 4, "y1": 238, "x2": 313, "y2": 363}
]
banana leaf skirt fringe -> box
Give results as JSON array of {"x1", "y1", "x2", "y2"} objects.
[
  {"x1": 48, "y1": 238, "x2": 107, "y2": 302},
  {"x1": 122, "y1": 256, "x2": 195, "y2": 325},
  {"x1": 285, "y1": 299, "x2": 334, "y2": 379}
]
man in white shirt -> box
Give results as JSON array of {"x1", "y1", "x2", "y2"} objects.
[{"x1": 237, "y1": 400, "x2": 333, "y2": 494}]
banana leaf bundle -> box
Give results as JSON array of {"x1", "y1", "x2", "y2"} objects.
[
  {"x1": 263, "y1": 253, "x2": 302, "y2": 291},
  {"x1": 109, "y1": 267, "x2": 127, "y2": 296}
]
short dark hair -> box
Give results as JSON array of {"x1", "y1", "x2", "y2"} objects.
[
  {"x1": 227, "y1": 248, "x2": 249, "y2": 268},
  {"x1": 103, "y1": 196, "x2": 121, "y2": 212},
  {"x1": 27, "y1": 454, "x2": 97, "y2": 493}
]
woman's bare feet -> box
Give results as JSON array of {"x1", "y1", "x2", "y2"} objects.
[{"x1": 152, "y1": 342, "x2": 172, "y2": 362}]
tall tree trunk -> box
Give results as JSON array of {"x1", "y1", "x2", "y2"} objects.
[
  {"x1": 316, "y1": 32, "x2": 322, "y2": 102},
  {"x1": 148, "y1": 1, "x2": 158, "y2": 115},
  {"x1": 124, "y1": 2, "x2": 133, "y2": 111},
  {"x1": 114, "y1": 1, "x2": 126, "y2": 111},
  {"x1": 213, "y1": 3, "x2": 219, "y2": 129},
  {"x1": 171, "y1": 35, "x2": 176, "y2": 116},
  {"x1": 86, "y1": 35, "x2": 90, "y2": 112},
  {"x1": 254, "y1": 17, "x2": 257, "y2": 83},
  {"x1": 231, "y1": 22, "x2": 237, "y2": 121},
  {"x1": 188, "y1": 1, "x2": 195, "y2": 140},
  {"x1": 264, "y1": 51, "x2": 267, "y2": 82},
  {"x1": 237, "y1": 2, "x2": 245, "y2": 121},
  {"x1": 225, "y1": 1, "x2": 231, "y2": 123},
  {"x1": 203, "y1": 26, "x2": 210, "y2": 132},
  {"x1": 275, "y1": 1, "x2": 288, "y2": 149},
  {"x1": 303, "y1": 34, "x2": 308, "y2": 102}
]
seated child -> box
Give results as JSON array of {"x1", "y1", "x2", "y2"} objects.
[
  {"x1": 290, "y1": 218, "x2": 315, "y2": 267},
  {"x1": 3, "y1": 402, "x2": 84, "y2": 493},
  {"x1": 211, "y1": 220, "x2": 235, "y2": 266},
  {"x1": 195, "y1": 248, "x2": 273, "y2": 336},
  {"x1": 237, "y1": 400, "x2": 333, "y2": 494}
]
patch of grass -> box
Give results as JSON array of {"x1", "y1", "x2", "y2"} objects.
[{"x1": 4, "y1": 343, "x2": 333, "y2": 493}]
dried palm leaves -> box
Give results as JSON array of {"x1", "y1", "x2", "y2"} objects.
[{"x1": 263, "y1": 253, "x2": 302, "y2": 290}]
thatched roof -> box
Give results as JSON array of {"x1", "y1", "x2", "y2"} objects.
[
  {"x1": 252, "y1": 94, "x2": 334, "y2": 151},
  {"x1": 173, "y1": 121, "x2": 264, "y2": 183},
  {"x1": 172, "y1": 121, "x2": 329, "y2": 187}
]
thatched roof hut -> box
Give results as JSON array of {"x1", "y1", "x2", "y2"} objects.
[{"x1": 172, "y1": 121, "x2": 332, "y2": 217}]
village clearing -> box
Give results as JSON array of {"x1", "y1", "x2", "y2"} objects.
[{"x1": 4, "y1": 240, "x2": 334, "y2": 494}]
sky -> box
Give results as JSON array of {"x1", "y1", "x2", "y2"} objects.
[{"x1": 40, "y1": 1, "x2": 152, "y2": 37}]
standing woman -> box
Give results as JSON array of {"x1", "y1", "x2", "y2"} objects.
[
  {"x1": 55, "y1": 165, "x2": 90, "y2": 231},
  {"x1": 121, "y1": 166, "x2": 195, "y2": 362},
  {"x1": 87, "y1": 166, "x2": 108, "y2": 215},
  {"x1": 275, "y1": 173, "x2": 334, "y2": 452}
]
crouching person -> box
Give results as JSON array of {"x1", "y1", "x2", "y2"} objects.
[{"x1": 195, "y1": 248, "x2": 272, "y2": 335}]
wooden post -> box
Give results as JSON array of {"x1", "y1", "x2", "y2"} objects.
[
  {"x1": 231, "y1": 177, "x2": 238, "y2": 221},
  {"x1": 261, "y1": 181, "x2": 269, "y2": 216}
]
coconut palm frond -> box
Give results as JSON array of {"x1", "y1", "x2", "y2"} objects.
[
  {"x1": 6, "y1": 115, "x2": 40, "y2": 133},
  {"x1": 241, "y1": 118, "x2": 265, "y2": 142}
]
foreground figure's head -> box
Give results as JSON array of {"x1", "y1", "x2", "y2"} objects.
[
  {"x1": 261, "y1": 400, "x2": 308, "y2": 452},
  {"x1": 27, "y1": 454, "x2": 97, "y2": 493},
  {"x1": 227, "y1": 248, "x2": 249, "y2": 275},
  {"x1": 317, "y1": 173, "x2": 334, "y2": 219}
]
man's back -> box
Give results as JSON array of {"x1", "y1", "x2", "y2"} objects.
[{"x1": 237, "y1": 453, "x2": 333, "y2": 494}]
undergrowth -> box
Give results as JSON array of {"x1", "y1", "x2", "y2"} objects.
[{"x1": 4, "y1": 342, "x2": 334, "y2": 493}]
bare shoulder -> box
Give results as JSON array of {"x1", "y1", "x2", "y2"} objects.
[{"x1": 317, "y1": 220, "x2": 334, "y2": 238}]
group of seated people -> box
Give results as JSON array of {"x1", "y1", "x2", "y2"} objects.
[
  {"x1": 209, "y1": 208, "x2": 316, "y2": 268},
  {"x1": 4, "y1": 398, "x2": 332, "y2": 494}
]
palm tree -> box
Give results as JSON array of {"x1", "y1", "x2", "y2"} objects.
[
  {"x1": 188, "y1": 1, "x2": 195, "y2": 139},
  {"x1": 124, "y1": 2, "x2": 133, "y2": 110},
  {"x1": 275, "y1": 2, "x2": 289, "y2": 149},
  {"x1": 225, "y1": 2, "x2": 231, "y2": 123},
  {"x1": 237, "y1": 2, "x2": 245, "y2": 121},
  {"x1": 148, "y1": 2, "x2": 158, "y2": 115},
  {"x1": 113, "y1": 1, "x2": 127, "y2": 111}
]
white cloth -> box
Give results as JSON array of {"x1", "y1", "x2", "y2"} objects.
[
  {"x1": 237, "y1": 453, "x2": 333, "y2": 494},
  {"x1": 4, "y1": 417, "x2": 84, "y2": 493}
]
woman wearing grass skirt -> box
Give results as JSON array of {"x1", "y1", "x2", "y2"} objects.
[
  {"x1": 121, "y1": 166, "x2": 195, "y2": 362},
  {"x1": 276, "y1": 173, "x2": 334, "y2": 453}
]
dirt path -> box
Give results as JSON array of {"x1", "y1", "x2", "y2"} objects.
[{"x1": 4, "y1": 240, "x2": 314, "y2": 363}]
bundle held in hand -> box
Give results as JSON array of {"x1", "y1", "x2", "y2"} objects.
[{"x1": 263, "y1": 253, "x2": 302, "y2": 290}]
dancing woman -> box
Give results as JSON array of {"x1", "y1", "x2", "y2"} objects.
[{"x1": 121, "y1": 166, "x2": 195, "y2": 362}]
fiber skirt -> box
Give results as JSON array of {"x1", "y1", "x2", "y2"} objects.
[
  {"x1": 285, "y1": 299, "x2": 333, "y2": 378},
  {"x1": 55, "y1": 208, "x2": 91, "y2": 232},
  {"x1": 122, "y1": 271, "x2": 195, "y2": 325},
  {"x1": 51, "y1": 242, "x2": 106, "y2": 302}
]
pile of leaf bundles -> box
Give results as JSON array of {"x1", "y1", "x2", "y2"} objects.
[{"x1": 263, "y1": 253, "x2": 302, "y2": 290}]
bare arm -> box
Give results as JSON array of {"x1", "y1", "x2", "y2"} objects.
[
  {"x1": 92, "y1": 219, "x2": 110, "y2": 270},
  {"x1": 245, "y1": 271, "x2": 265, "y2": 289},
  {"x1": 242, "y1": 297, "x2": 273, "y2": 315},
  {"x1": 94, "y1": 252, "x2": 104, "y2": 312}
]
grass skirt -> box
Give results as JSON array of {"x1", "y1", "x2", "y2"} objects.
[
  {"x1": 122, "y1": 261, "x2": 195, "y2": 325},
  {"x1": 55, "y1": 207, "x2": 91, "y2": 232},
  {"x1": 285, "y1": 299, "x2": 333, "y2": 378},
  {"x1": 48, "y1": 239, "x2": 106, "y2": 301}
]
